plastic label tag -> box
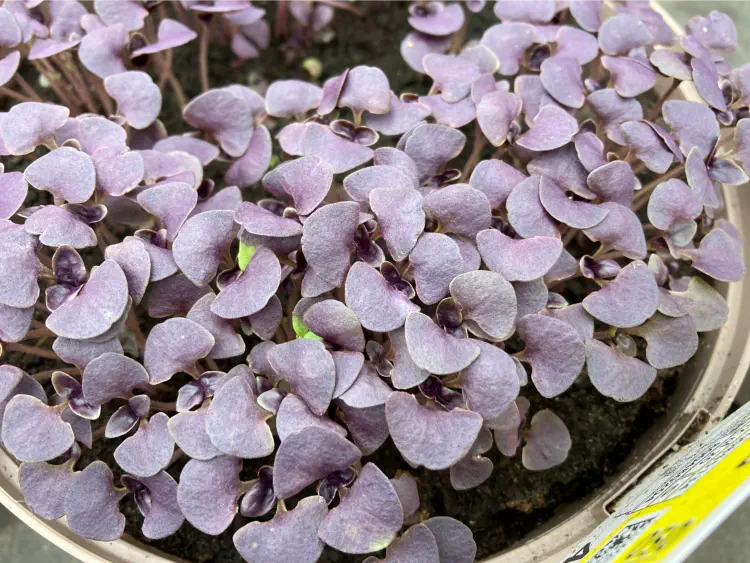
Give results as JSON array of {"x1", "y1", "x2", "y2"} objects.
[{"x1": 562, "y1": 402, "x2": 750, "y2": 563}]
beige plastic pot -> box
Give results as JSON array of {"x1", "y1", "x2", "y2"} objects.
[{"x1": 2, "y1": 5, "x2": 749, "y2": 563}]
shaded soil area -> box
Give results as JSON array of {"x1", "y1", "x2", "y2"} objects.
[{"x1": 6, "y1": 2, "x2": 682, "y2": 562}]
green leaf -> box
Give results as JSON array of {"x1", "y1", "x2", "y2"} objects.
[
  {"x1": 238, "y1": 242, "x2": 256, "y2": 271},
  {"x1": 292, "y1": 315, "x2": 307, "y2": 338},
  {"x1": 292, "y1": 315, "x2": 322, "y2": 341},
  {"x1": 302, "y1": 331, "x2": 323, "y2": 341}
]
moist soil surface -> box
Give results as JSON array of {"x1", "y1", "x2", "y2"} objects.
[{"x1": 8, "y1": 2, "x2": 684, "y2": 562}]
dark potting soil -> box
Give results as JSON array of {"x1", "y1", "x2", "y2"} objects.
[{"x1": 7, "y1": 2, "x2": 685, "y2": 562}]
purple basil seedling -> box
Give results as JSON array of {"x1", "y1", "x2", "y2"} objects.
[{"x1": 0, "y1": 2, "x2": 747, "y2": 562}]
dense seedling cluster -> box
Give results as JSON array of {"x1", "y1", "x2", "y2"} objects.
[{"x1": 0, "y1": 1, "x2": 747, "y2": 562}]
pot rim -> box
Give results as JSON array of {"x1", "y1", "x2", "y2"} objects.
[{"x1": 1, "y1": 3, "x2": 748, "y2": 563}]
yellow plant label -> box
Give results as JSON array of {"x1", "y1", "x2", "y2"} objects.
[{"x1": 563, "y1": 403, "x2": 750, "y2": 563}]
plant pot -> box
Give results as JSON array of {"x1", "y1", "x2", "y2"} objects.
[{"x1": 2, "y1": 5, "x2": 749, "y2": 563}]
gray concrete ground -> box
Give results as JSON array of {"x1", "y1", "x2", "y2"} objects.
[
  {"x1": 1, "y1": 2, "x2": 749, "y2": 563},
  {"x1": 0, "y1": 506, "x2": 76, "y2": 563},
  {"x1": 688, "y1": 498, "x2": 750, "y2": 563}
]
